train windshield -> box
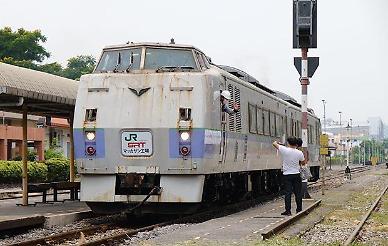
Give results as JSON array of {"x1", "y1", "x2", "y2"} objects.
[
  {"x1": 95, "y1": 48, "x2": 141, "y2": 72},
  {"x1": 144, "y1": 48, "x2": 197, "y2": 70}
]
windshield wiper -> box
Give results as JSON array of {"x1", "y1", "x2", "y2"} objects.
[
  {"x1": 155, "y1": 66, "x2": 195, "y2": 73},
  {"x1": 113, "y1": 52, "x2": 122, "y2": 73},
  {"x1": 125, "y1": 52, "x2": 134, "y2": 73}
]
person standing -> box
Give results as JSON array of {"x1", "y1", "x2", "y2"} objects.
[
  {"x1": 297, "y1": 138, "x2": 312, "y2": 199},
  {"x1": 273, "y1": 137, "x2": 306, "y2": 215}
]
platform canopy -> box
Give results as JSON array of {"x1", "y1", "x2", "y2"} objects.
[
  {"x1": 0, "y1": 62, "x2": 78, "y2": 117},
  {"x1": 0, "y1": 62, "x2": 79, "y2": 205}
]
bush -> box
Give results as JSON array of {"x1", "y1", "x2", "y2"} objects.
[
  {"x1": 28, "y1": 162, "x2": 48, "y2": 182},
  {"x1": 44, "y1": 148, "x2": 64, "y2": 160},
  {"x1": 0, "y1": 159, "x2": 70, "y2": 183},
  {"x1": 46, "y1": 158, "x2": 70, "y2": 182},
  {"x1": 0, "y1": 161, "x2": 22, "y2": 183}
]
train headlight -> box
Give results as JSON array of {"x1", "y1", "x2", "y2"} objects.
[
  {"x1": 85, "y1": 131, "x2": 96, "y2": 141},
  {"x1": 180, "y1": 131, "x2": 190, "y2": 141}
]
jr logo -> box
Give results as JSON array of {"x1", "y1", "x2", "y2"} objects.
[{"x1": 125, "y1": 134, "x2": 138, "y2": 141}]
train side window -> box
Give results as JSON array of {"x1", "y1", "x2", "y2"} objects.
[
  {"x1": 85, "y1": 109, "x2": 97, "y2": 122},
  {"x1": 269, "y1": 112, "x2": 276, "y2": 137},
  {"x1": 257, "y1": 107, "x2": 264, "y2": 135},
  {"x1": 276, "y1": 114, "x2": 283, "y2": 137},
  {"x1": 297, "y1": 121, "x2": 302, "y2": 137},
  {"x1": 287, "y1": 117, "x2": 292, "y2": 136},
  {"x1": 291, "y1": 119, "x2": 296, "y2": 136},
  {"x1": 263, "y1": 110, "x2": 270, "y2": 136},
  {"x1": 248, "y1": 104, "x2": 257, "y2": 134}
]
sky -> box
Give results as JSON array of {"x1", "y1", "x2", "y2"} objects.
[{"x1": 2, "y1": 0, "x2": 388, "y2": 125}]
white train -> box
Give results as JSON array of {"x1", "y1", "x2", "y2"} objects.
[{"x1": 74, "y1": 42, "x2": 321, "y2": 214}]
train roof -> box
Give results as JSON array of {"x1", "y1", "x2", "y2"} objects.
[
  {"x1": 217, "y1": 65, "x2": 275, "y2": 94},
  {"x1": 218, "y1": 65, "x2": 316, "y2": 116},
  {"x1": 102, "y1": 41, "x2": 204, "y2": 53}
]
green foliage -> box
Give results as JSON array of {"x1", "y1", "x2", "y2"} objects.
[
  {"x1": 0, "y1": 159, "x2": 70, "y2": 183},
  {"x1": 62, "y1": 55, "x2": 96, "y2": 80},
  {"x1": 12, "y1": 155, "x2": 22, "y2": 161},
  {"x1": 45, "y1": 158, "x2": 70, "y2": 182},
  {"x1": 0, "y1": 161, "x2": 22, "y2": 183},
  {"x1": 0, "y1": 56, "x2": 38, "y2": 70},
  {"x1": 0, "y1": 26, "x2": 95, "y2": 80},
  {"x1": 44, "y1": 147, "x2": 64, "y2": 160},
  {"x1": 27, "y1": 149, "x2": 37, "y2": 162},
  {"x1": 0, "y1": 27, "x2": 50, "y2": 62},
  {"x1": 353, "y1": 139, "x2": 386, "y2": 162},
  {"x1": 38, "y1": 62, "x2": 64, "y2": 76},
  {"x1": 28, "y1": 162, "x2": 48, "y2": 182}
]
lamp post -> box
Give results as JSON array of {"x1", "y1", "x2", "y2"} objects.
[
  {"x1": 322, "y1": 100, "x2": 326, "y2": 133},
  {"x1": 345, "y1": 122, "x2": 351, "y2": 168},
  {"x1": 350, "y1": 118, "x2": 353, "y2": 165},
  {"x1": 345, "y1": 122, "x2": 351, "y2": 179},
  {"x1": 338, "y1": 111, "x2": 342, "y2": 126}
]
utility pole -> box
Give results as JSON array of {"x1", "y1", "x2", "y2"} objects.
[
  {"x1": 350, "y1": 118, "x2": 353, "y2": 165},
  {"x1": 363, "y1": 143, "x2": 366, "y2": 165},
  {"x1": 345, "y1": 122, "x2": 351, "y2": 179},
  {"x1": 322, "y1": 100, "x2": 326, "y2": 133}
]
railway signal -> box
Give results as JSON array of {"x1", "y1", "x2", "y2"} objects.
[{"x1": 292, "y1": 0, "x2": 319, "y2": 148}]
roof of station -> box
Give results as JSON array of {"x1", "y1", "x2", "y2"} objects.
[{"x1": 0, "y1": 62, "x2": 78, "y2": 117}]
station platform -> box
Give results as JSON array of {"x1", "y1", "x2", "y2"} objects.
[{"x1": 0, "y1": 193, "x2": 91, "y2": 232}]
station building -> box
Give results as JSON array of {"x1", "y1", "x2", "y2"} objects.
[{"x1": 0, "y1": 111, "x2": 70, "y2": 161}]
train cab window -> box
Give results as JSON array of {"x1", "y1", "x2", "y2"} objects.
[
  {"x1": 95, "y1": 48, "x2": 141, "y2": 72},
  {"x1": 144, "y1": 48, "x2": 197, "y2": 70},
  {"x1": 201, "y1": 54, "x2": 210, "y2": 68},
  {"x1": 248, "y1": 104, "x2": 257, "y2": 134},
  {"x1": 257, "y1": 108, "x2": 264, "y2": 135},
  {"x1": 85, "y1": 109, "x2": 97, "y2": 122},
  {"x1": 263, "y1": 110, "x2": 270, "y2": 135}
]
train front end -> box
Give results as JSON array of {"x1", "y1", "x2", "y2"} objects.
[{"x1": 73, "y1": 43, "x2": 215, "y2": 214}]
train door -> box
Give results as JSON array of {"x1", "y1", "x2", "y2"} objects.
[{"x1": 219, "y1": 76, "x2": 227, "y2": 164}]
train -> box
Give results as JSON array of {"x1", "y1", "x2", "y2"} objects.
[{"x1": 73, "y1": 42, "x2": 321, "y2": 215}]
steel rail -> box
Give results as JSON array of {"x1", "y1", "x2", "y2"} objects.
[
  {"x1": 8, "y1": 224, "x2": 111, "y2": 246},
  {"x1": 344, "y1": 184, "x2": 388, "y2": 246}
]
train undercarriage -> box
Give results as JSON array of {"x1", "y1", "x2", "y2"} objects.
[{"x1": 86, "y1": 166, "x2": 320, "y2": 215}]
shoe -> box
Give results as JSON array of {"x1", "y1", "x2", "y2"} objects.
[
  {"x1": 281, "y1": 211, "x2": 291, "y2": 216},
  {"x1": 296, "y1": 209, "x2": 302, "y2": 213}
]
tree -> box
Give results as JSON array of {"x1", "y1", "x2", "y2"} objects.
[
  {"x1": 0, "y1": 27, "x2": 50, "y2": 62},
  {"x1": 0, "y1": 56, "x2": 38, "y2": 70},
  {"x1": 38, "y1": 62, "x2": 64, "y2": 76},
  {"x1": 0, "y1": 27, "x2": 95, "y2": 80},
  {"x1": 63, "y1": 55, "x2": 96, "y2": 80}
]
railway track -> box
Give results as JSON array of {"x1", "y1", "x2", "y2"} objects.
[
  {"x1": 4, "y1": 166, "x2": 376, "y2": 245},
  {"x1": 308, "y1": 166, "x2": 371, "y2": 190},
  {"x1": 344, "y1": 184, "x2": 388, "y2": 246}
]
